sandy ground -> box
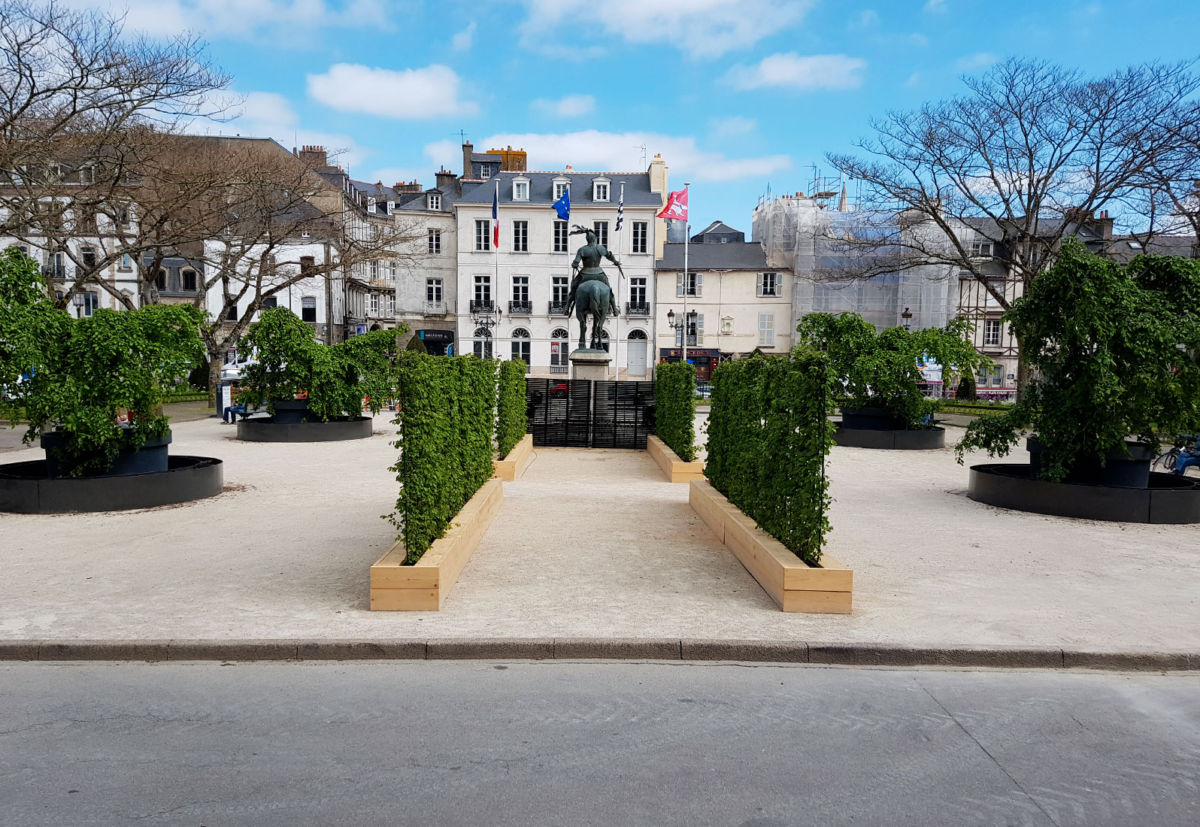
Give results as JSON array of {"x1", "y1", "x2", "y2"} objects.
[{"x1": 0, "y1": 413, "x2": 1197, "y2": 654}]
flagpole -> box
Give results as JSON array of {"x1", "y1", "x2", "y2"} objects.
[
  {"x1": 614, "y1": 181, "x2": 624, "y2": 380},
  {"x1": 494, "y1": 178, "x2": 500, "y2": 360},
  {"x1": 682, "y1": 182, "x2": 690, "y2": 366}
]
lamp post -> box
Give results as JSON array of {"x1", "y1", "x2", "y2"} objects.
[
  {"x1": 901, "y1": 306, "x2": 913, "y2": 331},
  {"x1": 666, "y1": 308, "x2": 697, "y2": 364},
  {"x1": 471, "y1": 302, "x2": 502, "y2": 359}
]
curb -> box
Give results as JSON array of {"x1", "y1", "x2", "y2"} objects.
[{"x1": 0, "y1": 639, "x2": 1196, "y2": 671}]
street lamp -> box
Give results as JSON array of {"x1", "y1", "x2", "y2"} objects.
[
  {"x1": 666, "y1": 308, "x2": 697, "y2": 362},
  {"x1": 901, "y1": 307, "x2": 913, "y2": 331},
  {"x1": 471, "y1": 303, "x2": 502, "y2": 358}
]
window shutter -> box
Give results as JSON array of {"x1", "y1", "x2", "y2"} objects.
[
  {"x1": 695, "y1": 272, "x2": 703, "y2": 296},
  {"x1": 697, "y1": 313, "x2": 704, "y2": 344},
  {"x1": 756, "y1": 272, "x2": 763, "y2": 297},
  {"x1": 676, "y1": 273, "x2": 684, "y2": 297}
]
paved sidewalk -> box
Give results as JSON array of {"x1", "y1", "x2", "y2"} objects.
[{"x1": 0, "y1": 414, "x2": 1197, "y2": 668}]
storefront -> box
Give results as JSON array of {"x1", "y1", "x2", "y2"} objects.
[
  {"x1": 658, "y1": 348, "x2": 722, "y2": 381},
  {"x1": 416, "y1": 328, "x2": 455, "y2": 356}
]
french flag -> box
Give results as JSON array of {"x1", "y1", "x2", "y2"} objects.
[{"x1": 492, "y1": 182, "x2": 500, "y2": 249}]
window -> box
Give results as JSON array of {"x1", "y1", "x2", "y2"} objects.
[
  {"x1": 632, "y1": 221, "x2": 647, "y2": 254},
  {"x1": 629, "y1": 277, "x2": 646, "y2": 305},
  {"x1": 677, "y1": 271, "x2": 702, "y2": 297},
  {"x1": 475, "y1": 219, "x2": 491, "y2": 251},
  {"x1": 226, "y1": 304, "x2": 238, "y2": 321},
  {"x1": 511, "y1": 327, "x2": 531, "y2": 366},
  {"x1": 513, "y1": 220, "x2": 528, "y2": 252},
  {"x1": 300, "y1": 256, "x2": 315, "y2": 277},
  {"x1": 388, "y1": 294, "x2": 396, "y2": 315},
  {"x1": 428, "y1": 229, "x2": 442, "y2": 254},
  {"x1": 262, "y1": 296, "x2": 277, "y2": 308},
  {"x1": 182, "y1": 270, "x2": 197, "y2": 291},
  {"x1": 388, "y1": 260, "x2": 397, "y2": 283},
  {"x1": 426, "y1": 278, "x2": 443, "y2": 303},
  {"x1": 80, "y1": 247, "x2": 97, "y2": 271},
  {"x1": 367, "y1": 197, "x2": 376, "y2": 214},
  {"x1": 512, "y1": 275, "x2": 529, "y2": 303},
  {"x1": 80, "y1": 292, "x2": 98, "y2": 317},
  {"x1": 984, "y1": 278, "x2": 1004, "y2": 307},
  {"x1": 474, "y1": 275, "x2": 491, "y2": 304},
  {"x1": 970, "y1": 240, "x2": 994, "y2": 257},
  {"x1": 757, "y1": 272, "x2": 778, "y2": 297},
  {"x1": 369, "y1": 294, "x2": 380, "y2": 315},
  {"x1": 369, "y1": 260, "x2": 379, "y2": 281},
  {"x1": 984, "y1": 319, "x2": 1003, "y2": 347},
  {"x1": 758, "y1": 312, "x2": 775, "y2": 347},
  {"x1": 301, "y1": 296, "x2": 317, "y2": 322},
  {"x1": 550, "y1": 327, "x2": 569, "y2": 371},
  {"x1": 553, "y1": 220, "x2": 569, "y2": 253},
  {"x1": 554, "y1": 181, "x2": 569, "y2": 201},
  {"x1": 428, "y1": 193, "x2": 441, "y2": 211},
  {"x1": 593, "y1": 180, "x2": 609, "y2": 202},
  {"x1": 119, "y1": 253, "x2": 132, "y2": 271},
  {"x1": 676, "y1": 314, "x2": 703, "y2": 346},
  {"x1": 301, "y1": 230, "x2": 311, "y2": 239},
  {"x1": 991, "y1": 367, "x2": 1003, "y2": 386},
  {"x1": 552, "y1": 276, "x2": 569, "y2": 305},
  {"x1": 593, "y1": 221, "x2": 608, "y2": 247},
  {"x1": 386, "y1": 200, "x2": 395, "y2": 215},
  {"x1": 513, "y1": 179, "x2": 529, "y2": 201},
  {"x1": 155, "y1": 270, "x2": 167, "y2": 290},
  {"x1": 473, "y1": 327, "x2": 493, "y2": 359}
]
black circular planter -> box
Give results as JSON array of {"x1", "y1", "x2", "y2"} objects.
[
  {"x1": 270, "y1": 400, "x2": 312, "y2": 424},
  {"x1": 237, "y1": 416, "x2": 372, "y2": 442},
  {"x1": 1026, "y1": 438, "x2": 1155, "y2": 488},
  {"x1": 41, "y1": 431, "x2": 172, "y2": 477},
  {"x1": 834, "y1": 423, "x2": 946, "y2": 450},
  {"x1": 968, "y1": 464, "x2": 1200, "y2": 524},
  {"x1": 0, "y1": 455, "x2": 224, "y2": 514}
]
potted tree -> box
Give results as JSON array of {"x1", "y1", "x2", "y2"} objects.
[
  {"x1": 796, "y1": 311, "x2": 990, "y2": 448},
  {"x1": 959, "y1": 240, "x2": 1200, "y2": 493}
]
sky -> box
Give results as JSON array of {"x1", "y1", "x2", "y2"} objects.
[{"x1": 70, "y1": 0, "x2": 1200, "y2": 233}]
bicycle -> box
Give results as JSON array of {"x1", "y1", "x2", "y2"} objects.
[{"x1": 1156, "y1": 435, "x2": 1199, "y2": 473}]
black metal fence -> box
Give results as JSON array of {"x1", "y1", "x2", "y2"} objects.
[{"x1": 526, "y1": 378, "x2": 654, "y2": 449}]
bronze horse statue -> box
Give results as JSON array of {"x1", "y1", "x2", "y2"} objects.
[{"x1": 566, "y1": 225, "x2": 622, "y2": 351}]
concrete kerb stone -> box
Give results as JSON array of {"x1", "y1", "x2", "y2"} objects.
[
  {"x1": 296, "y1": 640, "x2": 427, "y2": 660},
  {"x1": 681, "y1": 639, "x2": 809, "y2": 663},
  {"x1": 554, "y1": 638, "x2": 682, "y2": 660},
  {"x1": 807, "y1": 643, "x2": 1066, "y2": 669},
  {"x1": 37, "y1": 640, "x2": 171, "y2": 661},
  {"x1": 1062, "y1": 650, "x2": 1196, "y2": 671},
  {"x1": 166, "y1": 640, "x2": 301, "y2": 661},
  {"x1": 426, "y1": 638, "x2": 556, "y2": 660}
]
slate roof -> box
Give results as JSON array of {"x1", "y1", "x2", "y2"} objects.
[
  {"x1": 656, "y1": 241, "x2": 769, "y2": 271},
  {"x1": 692, "y1": 221, "x2": 743, "y2": 240},
  {"x1": 456, "y1": 171, "x2": 661, "y2": 208},
  {"x1": 1106, "y1": 234, "x2": 1199, "y2": 264}
]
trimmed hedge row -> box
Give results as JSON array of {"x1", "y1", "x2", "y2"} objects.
[
  {"x1": 654, "y1": 360, "x2": 696, "y2": 462},
  {"x1": 389, "y1": 353, "x2": 497, "y2": 563},
  {"x1": 704, "y1": 351, "x2": 836, "y2": 566},
  {"x1": 496, "y1": 359, "x2": 527, "y2": 459}
]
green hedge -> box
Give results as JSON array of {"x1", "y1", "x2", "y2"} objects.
[
  {"x1": 655, "y1": 361, "x2": 696, "y2": 461},
  {"x1": 705, "y1": 351, "x2": 836, "y2": 566},
  {"x1": 496, "y1": 359, "x2": 527, "y2": 459},
  {"x1": 389, "y1": 353, "x2": 497, "y2": 563}
]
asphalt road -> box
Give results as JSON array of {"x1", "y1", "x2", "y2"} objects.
[{"x1": 2, "y1": 661, "x2": 1198, "y2": 826}]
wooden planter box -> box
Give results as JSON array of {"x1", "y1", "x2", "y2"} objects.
[
  {"x1": 493, "y1": 433, "x2": 534, "y2": 481},
  {"x1": 370, "y1": 478, "x2": 503, "y2": 611},
  {"x1": 689, "y1": 479, "x2": 852, "y2": 614},
  {"x1": 648, "y1": 435, "x2": 705, "y2": 483}
]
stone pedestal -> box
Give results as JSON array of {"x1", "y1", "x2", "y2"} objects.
[{"x1": 569, "y1": 348, "x2": 611, "y2": 381}]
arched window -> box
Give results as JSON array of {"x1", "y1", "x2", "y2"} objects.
[
  {"x1": 550, "y1": 327, "x2": 569, "y2": 373},
  {"x1": 628, "y1": 329, "x2": 647, "y2": 340},
  {"x1": 511, "y1": 327, "x2": 530, "y2": 369},
  {"x1": 473, "y1": 326, "x2": 493, "y2": 359}
]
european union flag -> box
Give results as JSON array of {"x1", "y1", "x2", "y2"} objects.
[{"x1": 552, "y1": 188, "x2": 570, "y2": 221}]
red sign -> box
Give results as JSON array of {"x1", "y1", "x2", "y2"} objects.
[{"x1": 551, "y1": 342, "x2": 560, "y2": 355}]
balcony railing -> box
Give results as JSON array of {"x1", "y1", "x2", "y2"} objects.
[
  {"x1": 508, "y1": 300, "x2": 533, "y2": 315},
  {"x1": 469, "y1": 299, "x2": 495, "y2": 313},
  {"x1": 423, "y1": 300, "x2": 446, "y2": 315},
  {"x1": 625, "y1": 301, "x2": 650, "y2": 316},
  {"x1": 548, "y1": 300, "x2": 569, "y2": 316},
  {"x1": 549, "y1": 364, "x2": 569, "y2": 375}
]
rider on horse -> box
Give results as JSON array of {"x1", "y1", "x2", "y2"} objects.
[{"x1": 566, "y1": 226, "x2": 621, "y2": 319}]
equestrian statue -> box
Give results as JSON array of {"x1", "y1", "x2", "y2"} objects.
[{"x1": 565, "y1": 225, "x2": 622, "y2": 351}]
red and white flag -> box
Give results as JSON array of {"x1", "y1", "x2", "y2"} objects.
[
  {"x1": 492, "y1": 181, "x2": 500, "y2": 249},
  {"x1": 657, "y1": 187, "x2": 688, "y2": 221}
]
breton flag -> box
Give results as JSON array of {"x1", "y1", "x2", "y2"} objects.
[
  {"x1": 552, "y1": 186, "x2": 570, "y2": 221},
  {"x1": 657, "y1": 187, "x2": 688, "y2": 221},
  {"x1": 492, "y1": 181, "x2": 500, "y2": 249},
  {"x1": 615, "y1": 183, "x2": 624, "y2": 232}
]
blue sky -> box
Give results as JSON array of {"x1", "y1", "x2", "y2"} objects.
[{"x1": 79, "y1": 0, "x2": 1200, "y2": 232}]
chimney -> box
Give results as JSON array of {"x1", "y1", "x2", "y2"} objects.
[
  {"x1": 394, "y1": 179, "x2": 423, "y2": 194},
  {"x1": 1096, "y1": 209, "x2": 1114, "y2": 240},
  {"x1": 435, "y1": 168, "x2": 457, "y2": 191},
  {"x1": 462, "y1": 141, "x2": 473, "y2": 177},
  {"x1": 298, "y1": 145, "x2": 327, "y2": 169}
]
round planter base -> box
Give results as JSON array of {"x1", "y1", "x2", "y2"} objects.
[
  {"x1": 0, "y1": 456, "x2": 224, "y2": 514},
  {"x1": 236, "y1": 416, "x2": 372, "y2": 443},
  {"x1": 834, "y1": 424, "x2": 946, "y2": 450},
  {"x1": 968, "y1": 464, "x2": 1200, "y2": 524}
]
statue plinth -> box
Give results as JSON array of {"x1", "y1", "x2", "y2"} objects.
[{"x1": 569, "y1": 348, "x2": 611, "y2": 381}]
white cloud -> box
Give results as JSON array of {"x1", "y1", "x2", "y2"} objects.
[
  {"x1": 518, "y1": 0, "x2": 815, "y2": 58},
  {"x1": 366, "y1": 167, "x2": 428, "y2": 188},
  {"x1": 905, "y1": 72, "x2": 922, "y2": 88},
  {"x1": 451, "y1": 22, "x2": 476, "y2": 52},
  {"x1": 64, "y1": 0, "x2": 390, "y2": 40},
  {"x1": 709, "y1": 116, "x2": 757, "y2": 140},
  {"x1": 423, "y1": 140, "x2": 461, "y2": 172},
  {"x1": 725, "y1": 53, "x2": 867, "y2": 91},
  {"x1": 853, "y1": 9, "x2": 880, "y2": 28},
  {"x1": 457, "y1": 130, "x2": 791, "y2": 183},
  {"x1": 307, "y1": 64, "x2": 479, "y2": 119},
  {"x1": 193, "y1": 90, "x2": 371, "y2": 168},
  {"x1": 924, "y1": 0, "x2": 947, "y2": 12},
  {"x1": 531, "y1": 95, "x2": 596, "y2": 118},
  {"x1": 955, "y1": 52, "x2": 999, "y2": 72}
]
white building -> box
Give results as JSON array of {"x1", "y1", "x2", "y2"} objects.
[{"x1": 452, "y1": 156, "x2": 669, "y2": 377}]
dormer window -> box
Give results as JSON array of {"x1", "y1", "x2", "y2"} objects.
[
  {"x1": 553, "y1": 179, "x2": 570, "y2": 201},
  {"x1": 593, "y1": 178, "x2": 610, "y2": 202},
  {"x1": 427, "y1": 193, "x2": 442, "y2": 211},
  {"x1": 513, "y1": 178, "x2": 530, "y2": 201},
  {"x1": 386, "y1": 200, "x2": 395, "y2": 215},
  {"x1": 367, "y1": 196, "x2": 376, "y2": 214}
]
